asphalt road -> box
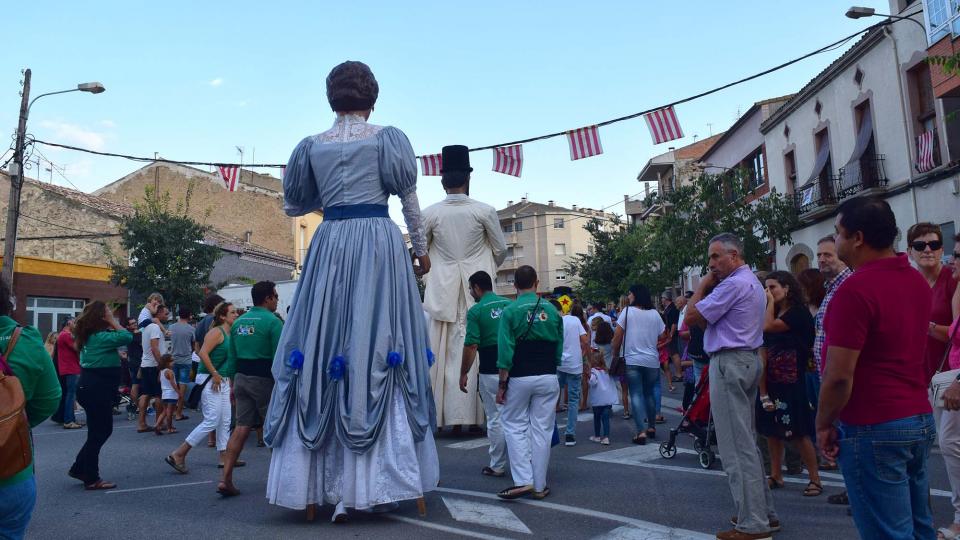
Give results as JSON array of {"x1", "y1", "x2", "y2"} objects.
[{"x1": 26, "y1": 390, "x2": 957, "y2": 540}]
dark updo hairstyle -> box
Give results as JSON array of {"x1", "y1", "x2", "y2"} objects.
[
  {"x1": 326, "y1": 61, "x2": 379, "y2": 112},
  {"x1": 764, "y1": 270, "x2": 807, "y2": 309}
]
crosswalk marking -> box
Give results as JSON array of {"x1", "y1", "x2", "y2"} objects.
[
  {"x1": 442, "y1": 496, "x2": 533, "y2": 534},
  {"x1": 592, "y1": 524, "x2": 713, "y2": 540},
  {"x1": 446, "y1": 438, "x2": 492, "y2": 450}
]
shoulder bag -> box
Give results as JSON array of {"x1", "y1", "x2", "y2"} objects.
[
  {"x1": 186, "y1": 331, "x2": 229, "y2": 410},
  {"x1": 930, "y1": 321, "x2": 960, "y2": 408},
  {"x1": 0, "y1": 328, "x2": 31, "y2": 480},
  {"x1": 609, "y1": 308, "x2": 627, "y2": 378}
]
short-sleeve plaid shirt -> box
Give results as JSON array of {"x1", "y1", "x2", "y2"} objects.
[{"x1": 814, "y1": 267, "x2": 853, "y2": 373}]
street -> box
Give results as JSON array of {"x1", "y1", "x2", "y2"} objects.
[{"x1": 27, "y1": 391, "x2": 957, "y2": 540}]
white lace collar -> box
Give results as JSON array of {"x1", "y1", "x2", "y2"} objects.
[{"x1": 316, "y1": 113, "x2": 383, "y2": 144}]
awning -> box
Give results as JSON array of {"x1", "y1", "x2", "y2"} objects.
[
  {"x1": 840, "y1": 106, "x2": 873, "y2": 190},
  {"x1": 796, "y1": 131, "x2": 832, "y2": 200}
]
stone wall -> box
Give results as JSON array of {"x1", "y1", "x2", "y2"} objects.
[{"x1": 95, "y1": 164, "x2": 294, "y2": 256}]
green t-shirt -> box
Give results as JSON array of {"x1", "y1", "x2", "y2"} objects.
[
  {"x1": 0, "y1": 316, "x2": 61, "y2": 486},
  {"x1": 465, "y1": 292, "x2": 511, "y2": 349},
  {"x1": 230, "y1": 307, "x2": 282, "y2": 377},
  {"x1": 496, "y1": 292, "x2": 564, "y2": 372},
  {"x1": 80, "y1": 330, "x2": 133, "y2": 369}
]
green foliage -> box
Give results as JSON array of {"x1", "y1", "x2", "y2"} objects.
[
  {"x1": 108, "y1": 185, "x2": 221, "y2": 311},
  {"x1": 567, "y1": 172, "x2": 798, "y2": 300}
]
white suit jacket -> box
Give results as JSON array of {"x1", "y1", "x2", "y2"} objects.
[{"x1": 422, "y1": 194, "x2": 507, "y2": 322}]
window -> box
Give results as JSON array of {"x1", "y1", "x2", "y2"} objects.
[
  {"x1": 784, "y1": 151, "x2": 798, "y2": 193},
  {"x1": 909, "y1": 62, "x2": 942, "y2": 169},
  {"x1": 555, "y1": 273, "x2": 567, "y2": 281},
  {"x1": 925, "y1": 0, "x2": 960, "y2": 45},
  {"x1": 503, "y1": 223, "x2": 513, "y2": 233},
  {"x1": 553, "y1": 218, "x2": 565, "y2": 229},
  {"x1": 514, "y1": 221, "x2": 523, "y2": 232},
  {"x1": 554, "y1": 243, "x2": 566, "y2": 255},
  {"x1": 740, "y1": 147, "x2": 765, "y2": 189},
  {"x1": 25, "y1": 297, "x2": 84, "y2": 339}
]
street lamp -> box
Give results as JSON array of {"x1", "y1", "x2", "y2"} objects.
[
  {"x1": 845, "y1": 6, "x2": 927, "y2": 32},
  {"x1": 2, "y1": 69, "x2": 106, "y2": 287}
]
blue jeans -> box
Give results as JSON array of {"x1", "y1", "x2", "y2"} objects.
[
  {"x1": 693, "y1": 360, "x2": 709, "y2": 386},
  {"x1": 593, "y1": 406, "x2": 611, "y2": 437},
  {"x1": 62, "y1": 374, "x2": 79, "y2": 424},
  {"x1": 654, "y1": 374, "x2": 662, "y2": 414},
  {"x1": 557, "y1": 371, "x2": 582, "y2": 436},
  {"x1": 838, "y1": 414, "x2": 937, "y2": 540},
  {"x1": 0, "y1": 475, "x2": 36, "y2": 539},
  {"x1": 172, "y1": 364, "x2": 191, "y2": 385},
  {"x1": 626, "y1": 365, "x2": 659, "y2": 432}
]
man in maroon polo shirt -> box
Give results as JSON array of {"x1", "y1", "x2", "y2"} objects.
[{"x1": 816, "y1": 197, "x2": 935, "y2": 539}]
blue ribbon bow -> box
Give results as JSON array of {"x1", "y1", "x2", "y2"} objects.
[
  {"x1": 288, "y1": 349, "x2": 304, "y2": 371},
  {"x1": 329, "y1": 355, "x2": 347, "y2": 381},
  {"x1": 387, "y1": 351, "x2": 403, "y2": 368}
]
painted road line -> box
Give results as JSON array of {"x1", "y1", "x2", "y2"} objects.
[
  {"x1": 105, "y1": 480, "x2": 214, "y2": 494},
  {"x1": 447, "y1": 438, "x2": 491, "y2": 450},
  {"x1": 34, "y1": 424, "x2": 144, "y2": 436},
  {"x1": 577, "y1": 447, "x2": 953, "y2": 498},
  {"x1": 442, "y1": 496, "x2": 532, "y2": 534},
  {"x1": 592, "y1": 524, "x2": 711, "y2": 540},
  {"x1": 434, "y1": 487, "x2": 713, "y2": 539},
  {"x1": 384, "y1": 514, "x2": 512, "y2": 540}
]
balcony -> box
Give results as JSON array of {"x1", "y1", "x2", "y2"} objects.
[
  {"x1": 793, "y1": 175, "x2": 841, "y2": 218},
  {"x1": 838, "y1": 154, "x2": 887, "y2": 198}
]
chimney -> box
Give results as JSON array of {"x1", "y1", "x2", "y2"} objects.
[
  {"x1": 521, "y1": 196, "x2": 527, "y2": 204},
  {"x1": 548, "y1": 200, "x2": 555, "y2": 207},
  {"x1": 507, "y1": 200, "x2": 513, "y2": 206},
  {"x1": 668, "y1": 146, "x2": 676, "y2": 151},
  {"x1": 572, "y1": 204, "x2": 578, "y2": 211},
  {"x1": 244, "y1": 231, "x2": 253, "y2": 243}
]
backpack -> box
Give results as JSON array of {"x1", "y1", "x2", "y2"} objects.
[
  {"x1": 0, "y1": 327, "x2": 31, "y2": 480},
  {"x1": 593, "y1": 318, "x2": 613, "y2": 345}
]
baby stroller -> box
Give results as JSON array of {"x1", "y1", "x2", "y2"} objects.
[{"x1": 659, "y1": 365, "x2": 718, "y2": 469}]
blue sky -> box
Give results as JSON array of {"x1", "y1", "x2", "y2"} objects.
[{"x1": 2, "y1": 1, "x2": 893, "y2": 226}]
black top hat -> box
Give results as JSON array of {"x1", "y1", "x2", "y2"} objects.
[{"x1": 440, "y1": 145, "x2": 473, "y2": 173}]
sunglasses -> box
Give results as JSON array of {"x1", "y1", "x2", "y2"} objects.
[{"x1": 911, "y1": 240, "x2": 943, "y2": 252}]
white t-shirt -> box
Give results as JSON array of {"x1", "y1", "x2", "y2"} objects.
[
  {"x1": 559, "y1": 315, "x2": 588, "y2": 374},
  {"x1": 587, "y1": 312, "x2": 613, "y2": 349},
  {"x1": 141, "y1": 323, "x2": 164, "y2": 368},
  {"x1": 616, "y1": 307, "x2": 664, "y2": 368},
  {"x1": 137, "y1": 306, "x2": 153, "y2": 327}
]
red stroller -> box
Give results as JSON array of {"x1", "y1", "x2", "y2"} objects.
[{"x1": 659, "y1": 365, "x2": 718, "y2": 469}]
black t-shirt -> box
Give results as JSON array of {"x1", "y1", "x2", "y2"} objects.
[
  {"x1": 686, "y1": 325, "x2": 708, "y2": 362},
  {"x1": 664, "y1": 305, "x2": 680, "y2": 342},
  {"x1": 127, "y1": 331, "x2": 144, "y2": 370}
]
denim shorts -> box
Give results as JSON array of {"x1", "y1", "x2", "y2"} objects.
[
  {"x1": 161, "y1": 398, "x2": 177, "y2": 404},
  {"x1": 172, "y1": 364, "x2": 191, "y2": 384}
]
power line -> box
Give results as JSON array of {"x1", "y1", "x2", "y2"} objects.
[
  {"x1": 32, "y1": 146, "x2": 83, "y2": 191},
  {"x1": 18, "y1": 211, "x2": 112, "y2": 235},
  {"x1": 28, "y1": 21, "x2": 890, "y2": 168}
]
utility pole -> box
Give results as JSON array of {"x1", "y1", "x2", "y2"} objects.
[{"x1": 3, "y1": 69, "x2": 31, "y2": 287}]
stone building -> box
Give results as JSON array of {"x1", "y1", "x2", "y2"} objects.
[
  {"x1": 496, "y1": 198, "x2": 620, "y2": 297},
  {"x1": 631, "y1": 133, "x2": 725, "y2": 222},
  {"x1": 93, "y1": 162, "x2": 322, "y2": 275},
  {"x1": 0, "y1": 172, "x2": 295, "y2": 332}
]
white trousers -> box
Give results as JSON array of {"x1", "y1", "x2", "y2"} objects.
[
  {"x1": 185, "y1": 374, "x2": 232, "y2": 451},
  {"x1": 500, "y1": 374, "x2": 559, "y2": 491},
  {"x1": 478, "y1": 374, "x2": 508, "y2": 472},
  {"x1": 935, "y1": 405, "x2": 960, "y2": 524}
]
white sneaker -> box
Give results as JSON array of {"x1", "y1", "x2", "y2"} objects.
[
  {"x1": 331, "y1": 502, "x2": 347, "y2": 523},
  {"x1": 588, "y1": 436, "x2": 602, "y2": 443},
  {"x1": 601, "y1": 437, "x2": 610, "y2": 445}
]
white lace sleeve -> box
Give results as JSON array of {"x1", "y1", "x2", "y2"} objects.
[{"x1": 401, "y1": 191, "x2": 427, "y2": 256}]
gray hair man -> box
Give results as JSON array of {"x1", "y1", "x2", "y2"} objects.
[{"x1": 685, "y1": 233, "x2": 779, "y2": 540}]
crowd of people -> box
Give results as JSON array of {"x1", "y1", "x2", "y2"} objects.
[{"x1": 3, "y1": 59, "x2": 960, "y2": 540}]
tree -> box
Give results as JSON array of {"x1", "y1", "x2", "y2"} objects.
[
  {"x1": 568, "y1": 171, "x2": 798, "y2": 299},
  {"x1": 108, "y1": 185, "x2": 221, "y2": 311}
]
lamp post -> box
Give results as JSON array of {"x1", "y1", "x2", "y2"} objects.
[
  {"x1": 2, "y1": 69, "x2": 105, "y2": 287},
  {"x1": 845, "y1": 6, "x2": 927, "y2": 33}
]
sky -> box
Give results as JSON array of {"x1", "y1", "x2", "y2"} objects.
[{"x1": 1, "y1": 0, "x2": 895, "y2": 228}]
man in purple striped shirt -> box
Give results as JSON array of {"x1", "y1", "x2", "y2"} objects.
[{"x1": 685, "y1": 233, "x2": 777, "y2": 540}]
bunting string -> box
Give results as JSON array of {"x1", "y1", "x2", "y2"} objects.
[{"x1": 26, "y1": 20, "x2": 888, "y2": 175}]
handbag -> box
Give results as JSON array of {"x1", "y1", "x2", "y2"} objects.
[
  {"x1": 186, "y1": 353, "x2": 228, "y2": 410},
  {"x1": 609, "y1": 308, "x2": 627, "y2": 378},
  {"x1": 930, "y1": 320, "x2": 960, "y2": 408}
]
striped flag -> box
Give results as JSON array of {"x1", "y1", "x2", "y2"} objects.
[
  {"x1": 420, "y1": 154, "x2": 442, "y2": 176},
  {"x1": 916, "y1": 131, "x2": 935, "y2": 173},
  {"x1": 644, "y1": 106, "x2": 684, "y2": 145},
  {"x1": 492, "y1": 145, "x2": 523, "y2": 177},
  {"x1": 567, "y1": 126, "x2": 603, "y2": 161},
  {"x1": 281, "y1": 166, "x2": 286, "y2": 178},
  {"x1": 218, "y1": 165, "x2": 239, "y2": 192}
]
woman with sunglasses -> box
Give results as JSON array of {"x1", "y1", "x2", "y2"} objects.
[{"x1": 908, "y1": 224, "x2": 960, "y2": 540}]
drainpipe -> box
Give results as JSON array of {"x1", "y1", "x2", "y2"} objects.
[{"x1": 885, "y1": 25, "x2": 921, "y2": 226}]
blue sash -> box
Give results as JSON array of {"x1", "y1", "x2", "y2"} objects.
[{"x1": 323, "y1": 204, "x2": 389, "y2": 220}]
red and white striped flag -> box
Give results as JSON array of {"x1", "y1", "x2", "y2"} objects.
[
  {"x1": 567, "y1": 126, "x2": 603, "y2": 161},
  {"x1": 218, "y1": 165, "x2": 239, "y2": 192},
  {"x1": 281, "y1": 166, "x2": 286, "y2": 178},
  {"x1": 916, "y1": 131, "x2": 935, "y2": 173},
  {"x1": 420, "y1": 154, "x2": 442, "y2": 176},
  {"x1": 644, "y1": 106, "x2": 684, "y2": 145},
  {"x1": 492, "y1": 145, "x2": 523, "y2": 177}
]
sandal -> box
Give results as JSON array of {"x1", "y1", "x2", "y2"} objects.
[
  {"x1": 767, "y1": 477, "x2": 785, "y2": 490},
  {"x1": 137, "y1": 426, "x2": 154, "y2": 433},
  {"x1": 84, "y1": 480, "x2": 117, "y2": 490},
  {"x1": 217, "y1": 460, "x2": 246, "y2": 468},
  {"x1": 938, "y1": 527, "x2": 960, "y2": 540},
  {"x1": 531, "y1": 487, "x2": 550, "y2": 499},
  {"x1": 819, "y1": 461, "x2": 839, "y2": 471},
  {"x1": 623, "y1": 411, "x2": 632, "y2": 420},
  {"x1": 803, "y1": 481, "x2": 823, "y2": 497},
  {"x1": 481, "y1": 466, "x2": 506, "y2": 477},
  {"x1": 166, "y1": 428, "x2": 178, "y2": 434},
  {"x1": 216, "y1": 482, "x2": 241, "y2": 497},
  {"x1": 760, "y1": 394, "x2": 775, "y2": 412},
  {"x1": 827, "y1": 491, "x2": 849, "y2": 505},
  {"x1": 164, "y1": 455, "x2": 188, "y2": 474},
  {"x1": 655, "y1": 415, "x2": 666, "y2": 424},
  {"x1": 497, "y1": 485, "x2": 534, "y2": 500},
  {"x1": 632, "y1": 434, "x2": 647, "y2": 445}
]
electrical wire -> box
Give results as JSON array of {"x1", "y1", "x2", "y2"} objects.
[
  {"x1": 18, "y1": 211, "x2": 113, "y2": 235},
  {"x1": 28, "y1": 20, "x2": 892, "y2": 168}
]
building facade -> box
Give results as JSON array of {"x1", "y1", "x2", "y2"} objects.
[
  {"x1": 633, "y1": 134, "x2": 725, "y2": 222},
  {"x1": 496, "y1": 198, "x2": 619, "y2": 297}
]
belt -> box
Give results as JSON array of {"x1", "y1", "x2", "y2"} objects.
[
  {"x1": 324, "y1": 204, "x2": 389, "y2": 220},
  {"x1": 713, "y1": 347, "x2": 757, "y2": 354}
]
